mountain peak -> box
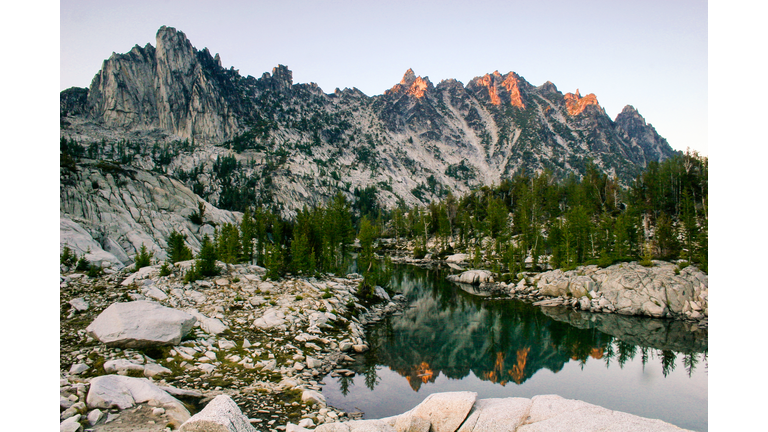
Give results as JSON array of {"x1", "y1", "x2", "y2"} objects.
[
  {"x1": 389, "y1": 69, "x2": 432, "y2": 98},
  {"x1": 467, "y1": 71, "x2": 525, "y2": 108},
  {"x1": 564, "y1": 90, "x2": 600, "y2": 116},
  {"x1": 401, "y1": 68, "x2": 417, "y2": 86}
]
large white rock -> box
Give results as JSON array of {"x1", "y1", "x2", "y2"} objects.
[
  {"x1": 409, "y1": 391, "x2": 476, "y2": 432},
  {"x1": 86, "y1": 375, "x2": 190, "y2": 426},
  {"x1": 517, "y1": 394, "x2": 689, "y2": 431},
  {"x1": 86, "y1": 301, "x2": 196, "y2": 347},
  {"x1": 450, "y1": 270, "x2": 494, "y2": 285},
  {"x1": 179, "y1": 394, "x2": 256, "y2": 432},
  {"x1": 254, "y1": 308, "x2": 286, "y2": 329},
  {"x1": 457, "y1": 397, "x2": 531, "y2": 431}
]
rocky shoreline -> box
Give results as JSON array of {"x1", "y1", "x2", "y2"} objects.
[
  {"x1": 60, "y1": 254, "x2": 705, "y2": 431},
  {"x1": 391, "y1": 248, "x2": 708, "y2": 327},
  {"x1": 60, "y1": 260, "x2": 404, "y2": 431}
]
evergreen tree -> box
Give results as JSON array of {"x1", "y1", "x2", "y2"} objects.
[
  {"x1": 166, "y1": 230, "x2": 193, "y2": 263},
  {"x1": 135, "y1": 244, "x2": 153, "y2": 269}
]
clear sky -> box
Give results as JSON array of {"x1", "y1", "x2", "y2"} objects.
[{"x1": 60, "y1": 0, "x2": 708, "y2": 155}]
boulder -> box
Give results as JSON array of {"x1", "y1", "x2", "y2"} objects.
[
  {"x1": 86, "y1": 301, "x2": 196, "y2": 347},
  {"x1": 60, "y1": 414, "x2": 83, "y2": 432},
  {"x1": 69, "y1": 298, "x2": 89, "y2": 312},
  {"x1": 254, "y1": 308, "x2": 286, "y2": 329},
  {"x1": 449, "y1": 270, "x2": 494, "y2": 285},
  {"x1": 517, "y1": 394, "x2": 688, "y2": 431},
  {"x1": 445, "y1": 253, "x2": 469, "y2": 263},
  {"x1": 457, "y1": 397, "x2": 531, "y2": 431},
  {"x1": 301, "y1": 389, "x2": 326, "y2": 405},
  {"x1": 86, "y1": 375, "x2": 190, "y2": 426},
  {"x1": 408, "y1": 391, "x2": 476, "y2": 432},
  {"x1": 179, "y1": 394, "x2": 256, "y2": 432}
]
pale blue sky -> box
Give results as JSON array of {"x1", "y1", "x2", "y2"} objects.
[{"x1": 60, "y1": 0, "x2": 708, "y2": 154}]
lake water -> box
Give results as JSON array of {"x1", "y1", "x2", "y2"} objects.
[{"x1": 322, "y1": 264, "x2": 708, "y2": 431}]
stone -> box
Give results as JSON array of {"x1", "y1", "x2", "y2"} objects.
[
  {"x1": 187, "y1": 309, "x2": 228, "y2": 335},
  {"x1": 179, "y1": 394, "x2": 256, "y2": 432},
  {"x1": 69, "y1": 298, "x2": 89, "y2": 311},
  {"x1": 456, "y1": 397, "x2": 531, "y2": 431},
  {"x1": 408, "y1": 391, "x2": 476, "y2": 432},
  {"x1": 104, "y1": 359, "x2": 145, "y2": 374},
  {"x1": 445, "y1": 253, "x2": 469, "y2": 263},
  {"x1": 254, "y1": 309, "x2": 286, "y2": 329},
  {"x1": 86, "y1": 301, "x2": 196, "y2": 347},
  {"x1": 144, "y1": 363, "x2": 172, "y2": 377},
  {"x1": 306, "y1": 356, "x2": 323, "y2": 369},
  {"x1": 86, "y1": 375, "x2": 190, "y2": 426},
  {"x1": 301, "y1": 390, "x2": 326, "y2": 405},
  {"x1": 143, "y1": 285, "x2": 169, "y2": 301},
  {"x1": 87, "y1": 409, "x2": 104, "y2": 426},
  {"x1": 249, "y1": 296, "x2": 266, "y2": 306},
  {"x1": 339, "y1": 340, "x2": 354, "y2": 352},
  {"x1": 60, "y1": 414, "x2": 83, "y2": 432},
  {"x1": 450, "y1": 270, "x2": 494, "y2": 285},
  {"x1": 69, "y1": 363, "x2": 89, "y2": 375},
  {"x1": 297, "y1": 418, "x2": 315, "y2": 428}
]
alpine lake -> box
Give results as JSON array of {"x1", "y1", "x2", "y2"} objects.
[{"x1": 321, "y1": 263, "x2": 708, "y2": 431}]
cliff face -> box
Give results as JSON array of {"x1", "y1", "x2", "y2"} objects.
[
  {"x1": 61, "y1": 26, "x2": 678, "y2": 219},
  {"x1": 85, "y1": 26, "x2": 239, "y2": 142},
  {"x1": 60, "y1": 160, "x2": 240, "y2": 268}
]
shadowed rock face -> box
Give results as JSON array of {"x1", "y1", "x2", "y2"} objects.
[{"x1": 61, "y1": 26, "x2": 677, "y2": 220}]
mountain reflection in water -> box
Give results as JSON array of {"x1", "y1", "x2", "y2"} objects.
[{"x1": 323, "y1": 264, "x2": 707, "y2": 431}]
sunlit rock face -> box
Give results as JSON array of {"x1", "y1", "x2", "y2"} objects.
[{"x1": 61, "y1": 26, "x2": 678, "y2": 219}]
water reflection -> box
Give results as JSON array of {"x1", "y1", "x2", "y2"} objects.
[
  {"x1": 350, "y1": 265, "x2": 706, "y2": 392},
  {"x1": 324, "y1": 264, "x2": 707, "y2": 430}
]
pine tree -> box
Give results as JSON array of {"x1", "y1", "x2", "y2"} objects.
[
  {"x1": 135, "y1": 244, "x2": 153, "y2": 269},
  {"x1": 167, "y1": 230, "x2": 193, "y2": 263}
]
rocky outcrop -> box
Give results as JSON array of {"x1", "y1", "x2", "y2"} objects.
[
  {"x1": 87, "y1": 26, "x2": 239, "y2": 142},
  {"x1": 86, "y1": 300, "x2": 197, "y2": 347},
  {"x1": 301, "y1": 392, "x2": 691, "y2": 432},
  {"x1": 60, "y1": 160, "x2": 241, "y2": 267},
  {"x1": 532, "y1": 261, "x2": 707, "y2": 321}
]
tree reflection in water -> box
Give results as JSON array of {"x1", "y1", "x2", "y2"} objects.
[{"x1": 343, "y1": 263, "x2": 707, "y2": 392}]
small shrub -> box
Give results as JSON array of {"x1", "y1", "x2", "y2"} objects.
[
  {"x1": 135, "y1": 244, "x2": 153, "y2": 269},
  {"x1": 87, "y1": 264, "x2": 103, "y2": 278},
  {"x1": 75, "y1": 255, "x2": 90, "y2": 272},
  {"x1": 413, "y1": 245, "x2": 426, "y2": 259},
  {"x1": 60, "y1": 245, "x2": 77, "y2": 267},
  {"x1": 295, "y1": 295, "x2": 303, "y2": 301},
  {"x1": 159, "y1": 262, "x2": 172, "y2": 277}
]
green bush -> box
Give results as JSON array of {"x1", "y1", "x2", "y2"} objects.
[
  {"x1": 75, "y1": 255, "x2": 90, "y2": 272},
  {"x1": 60, "y1": 245, "x2": 77, "y2": 267},
  {"x1": 87, "y1": 264, "x2": 103, "y2": 278},
  {"x1": 159, "y1": 262, "x2": 172, "y2": 277},
  {"x1": 135, "y1": 244, "x2": 153, "y2": 269}
]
